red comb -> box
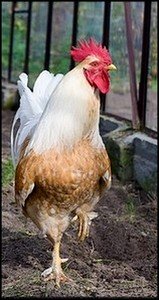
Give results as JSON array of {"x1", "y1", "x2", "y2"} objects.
[{"x1": 70, "y1": 38, "x2": 112, "y2": 64}]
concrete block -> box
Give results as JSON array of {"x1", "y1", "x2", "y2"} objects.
[
  {"x1": 102, "y1": 129, "x2": 134, "y2": 183},
  {"x1": 100, "y1": 116, "x2": 157, "y2": 194},
  {"x1": 99, "y1": 116, "x2": 119, "y2": 135},
  {"x1": 134, "y1": 156, "x2": 157, "y2": 194},
  {"x1": 133, "y1": 134, "x2": 157, "y2": 194},
  {"x1": 133, "y1": 134, "x2": 157, "y2": 163},
  {"x1": 99, "y1": 115, "x2": 129, "y2": 135},
  {"x1": 2, "y1": 80, "x2": 18, "y2": 109}
]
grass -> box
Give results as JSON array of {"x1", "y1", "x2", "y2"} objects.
[
  {"x1": 151, "y1": 78, "x2": 157, "y2": 93},
  {"x1": 2, "y1": 158, "x2": 14, "y2": 187},
  {"x1": 125, "y1": 196, "x2": 136, "y2": 222}
]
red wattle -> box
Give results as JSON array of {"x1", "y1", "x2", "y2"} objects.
[{"x1": 84, "y1": 69, "x2": 110, "y2": 94}]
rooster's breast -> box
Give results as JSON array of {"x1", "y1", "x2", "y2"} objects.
[{"x1": 19, "y1": 139, "x2": 109, "y2": 212}]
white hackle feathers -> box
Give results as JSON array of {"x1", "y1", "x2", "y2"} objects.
[
  {"x1": 11, "y1": 71, "x2": 63, "y2": 167},
  {"x1": 26, "y1": 66, "x2": 101, "y2": 154},
  {"x1": 11, "y1": 58, "x2": 106, "y2": 166}
]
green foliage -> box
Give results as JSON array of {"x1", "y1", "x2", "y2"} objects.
[
  {"x1": 50, "y1": 40, "x2": 71, "y2": 75},
  {"x1": 151, "y1": 79, "x2": 157, "y2": 92},
  {"x1": 150, "y1": 2, "x2": 157, "y2": 80},
  {"x1": 11, "y1": 17, "x2": 27, "y2": 81},
  {"x1": 2, "y1": 3, "x2": 27, "y2": 80},
  {"x1": 2, "y1": 158, "x2": 14, "y2": 187},
  {"x1": 125, "y1": 196, "x2": 136, "y2": 222},
  {"x1": 2, "y1": 3, "x2": 11, "y2": 74}
]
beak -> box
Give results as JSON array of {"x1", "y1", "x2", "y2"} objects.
[{"x1": 106, "y1": 64, "x2": 117, "y2": 71}]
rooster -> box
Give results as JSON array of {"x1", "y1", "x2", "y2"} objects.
[{"x1": 11, "y1": 38, "x2": 116, "y2": 287}]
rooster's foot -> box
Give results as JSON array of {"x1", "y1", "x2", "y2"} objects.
[
  {"x1": 41, "y1": 257, "x2": 70, "y2": 287},
  {"x1": 41, "y1": 267, "x2": 69, "y2": 286},
  {"x1": 75, "y1": 209, "x2": 98, "y2": 241}
]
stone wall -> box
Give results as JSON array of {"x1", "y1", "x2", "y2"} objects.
[{"x1": 100, "y1": 115, "x2": 157, "y2": 195}]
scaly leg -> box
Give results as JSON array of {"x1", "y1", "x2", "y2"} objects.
[
  {"x1": 41, "y1": 240, "x2": 70, "y2": 287},
  {"x1": 72, "y1": 208, "x2": 98, "y2": 241}
]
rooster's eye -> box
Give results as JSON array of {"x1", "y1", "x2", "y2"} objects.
[{"x1": 90, "y1": 62, "x2": 99, "y2": 67}]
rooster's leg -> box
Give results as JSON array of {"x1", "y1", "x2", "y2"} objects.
[
  {"x1": 41, "y1": 240, "x2": 70, "y2": 287},
  {"x1": 75, "y1": 208, "x2": 98, "y2": 241}
]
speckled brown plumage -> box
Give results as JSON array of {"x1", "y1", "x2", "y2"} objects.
[{"x1": 15, "y1": 138, "x2": 111, "y2": 237}]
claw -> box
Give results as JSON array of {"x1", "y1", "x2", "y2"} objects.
[
  {"x1": 55, "y1": 270, "x2": 69, "y2": 288},
  {"x1": 41, "y1": 267, "x2": 53, "y2": 279},
  {"x1": 71, "y1": 215, "x2": 78, "y2": 223},
  {"x1": 78, "y1": 213, "x2": 87, "y2": 241},
  {"x1": 76, "y1": 210, "x2": 98, "y2": 241},
  {"x1": 88, "y1": 211, "x2": 98, "y2": 220},
  {"x1": 61, "y1": 258, "x2": 69, "y2": 263},
  {"x1": 41, "y1": 266, "x2": 72, "y2": 287},
  {"x1": 41, "y1": 257, "x2": 69, "y2": 286}
]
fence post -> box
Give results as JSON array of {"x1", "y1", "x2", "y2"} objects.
[
  {"x1": 44, "y1": 1, "x2": 53, "y2": 70},
  {"x1": 124, "y1": 2, "x2": 140, "y2": 130},
  {"x1": 8, "y1": 2, "x2": 16, "y2": 81},
  {"x1": 102, "y1": 2, "x2": 111, "y2": 50},
  {"x1": 101, "y1": 1, "x2": 111, "y2": 113},
  {"x1": 138, "y1": 2, "x2": 151, "y2": 129},
  {"x1": 23, "y1": 2, "x2": 32, "y2": 74},
  {"x1": 70, "y1": 1, "x2": 79, "y2": 70}
]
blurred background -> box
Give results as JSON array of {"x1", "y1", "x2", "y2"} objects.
[{"x1": 2, "y1": 1, "x2": 157, "y2": 132}]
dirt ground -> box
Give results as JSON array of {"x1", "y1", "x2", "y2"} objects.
[{"x1": 2, "y1": 110, "x2": 157, "y2": 297}]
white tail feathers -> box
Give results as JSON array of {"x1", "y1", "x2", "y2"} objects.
[{"x1": 11, "y1": 70, "x2": 63, "y2": 167}]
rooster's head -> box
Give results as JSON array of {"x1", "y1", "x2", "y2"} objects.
[{"x1": 71, "y1": 38, "x2": 116, "y2": 94}]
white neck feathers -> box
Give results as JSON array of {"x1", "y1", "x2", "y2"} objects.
[{"x1": 26, "y1": 67, "x2": 100, "y2": 154}]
